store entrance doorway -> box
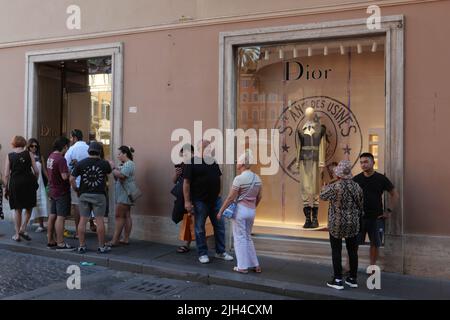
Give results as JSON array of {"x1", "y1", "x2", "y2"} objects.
[{"x1": 36, "y1": 57, "x2": 112, "y2": 160}]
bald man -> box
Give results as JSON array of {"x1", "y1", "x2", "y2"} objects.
[{"x1": 183, "y1": 140, "x2": 234, "y2": 264}]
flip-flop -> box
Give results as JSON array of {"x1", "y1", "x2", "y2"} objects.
[
  {"x1": 119, "y1": 240, "x2": 130, "y2": 245},
  {"x1": 105, "y1": 242, "x2": 119, "y2": 248},
  {"x1": 249, "y1": 267, "x2": 262, "y2": 273},
  {"x1": 19, "y1": 232, "x2": 31, "y2": 241},
  {"x1": 233, "y1": 266, "x2": 248, "y2": 274},
  {"x1": 177, "y1": 246, "x2": 190, "y2": 253}
]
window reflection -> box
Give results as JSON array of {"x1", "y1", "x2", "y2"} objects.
[
  {"x1": 236, "y1": 37, "x2": 386, "y2": 238},
  {"x1": 89, "y1": 61, "x2": 112, "y2": 158}
]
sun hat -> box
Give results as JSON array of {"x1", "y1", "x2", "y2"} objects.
[{"x1": 334, "y1": 160, "x2": 353, "y2": 179}]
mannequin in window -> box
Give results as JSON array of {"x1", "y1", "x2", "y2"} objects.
[{"x1": 296, "y1": 107, "x2": 326, "y2": 228}]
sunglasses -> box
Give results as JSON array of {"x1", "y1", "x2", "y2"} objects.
[{"x1": 30, "y1": 145, "x2": 38, "y2": 148}]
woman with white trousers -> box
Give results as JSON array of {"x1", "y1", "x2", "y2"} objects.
[{"x1": 217, "y1": 151, "x2": 262, "y2": 274}]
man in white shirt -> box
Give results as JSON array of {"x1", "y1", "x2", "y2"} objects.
[{"x1": 65, "y1": 129, "x2": 89, "y2": 237}]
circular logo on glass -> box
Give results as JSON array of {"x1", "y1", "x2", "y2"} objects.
[{"x1": 274, "y1": 96, "x2": 363, "y2": 183}]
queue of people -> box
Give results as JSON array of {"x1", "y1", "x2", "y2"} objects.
[
  {"x1": 1, "y1": 131, "x2": 398, "y2": 290},
  {"x1": 1, "y1": 131, "x2": 139, "y2": 254},
  {"x1": 170, "y1": 145, "x2": 397, "y2": 289}
]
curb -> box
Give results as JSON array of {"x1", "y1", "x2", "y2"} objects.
[{"x1": 0, "y1": 242, "x2": 395, "y2": 300}]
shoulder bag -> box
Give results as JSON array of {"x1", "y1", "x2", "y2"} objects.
[{"x1": 222, "y1": 173, "x2": 257, "y2": 219}]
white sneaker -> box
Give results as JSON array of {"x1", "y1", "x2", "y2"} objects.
[
  {"x1": 215, "y1": 252, "x2": 234, "y2": 261},
  {"x1": 35, "y1": 226, "x2": 46, "y2": 233},
  {"x1": 198, "y1": 255, "x2": 210, "y2": 264}
]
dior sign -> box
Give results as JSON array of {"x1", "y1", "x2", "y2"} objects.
[
  {"x1": 284, "y1": 62, "x2": 332, "y2": 81},
  {"x1": 40, "y1": 125, "x2": 59, "y2": 138}
]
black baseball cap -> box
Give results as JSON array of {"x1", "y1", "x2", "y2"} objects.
[{"x1": 88, "y1": 141, "x2": 103, "y2": 155}]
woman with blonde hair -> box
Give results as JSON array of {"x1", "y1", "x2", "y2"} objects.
[
  {"x1": 4, "y1": 136, "x2": 39, "y2": 241},
  {"x1": 217, "y1": 150, "x2": 262, "y2": 274}
]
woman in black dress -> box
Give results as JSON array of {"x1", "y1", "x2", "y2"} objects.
[
  {"x1": 3, "y1": 136, "x2": 39, "y2": 241},
  {"x1": 0, "y1": 143, "x2": 3, "y2": 220}
]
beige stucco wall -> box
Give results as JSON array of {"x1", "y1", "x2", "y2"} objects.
[
  {"x1": 0, "y1": 0, "x2": 432, "y2": 44},
  {"x1": 1, "y1": 0, "x2": 450, "y2": 242}
]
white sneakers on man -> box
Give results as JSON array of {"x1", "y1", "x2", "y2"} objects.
[
  {"x1": 199, "y1": 255, "x2": 210, "y2": 264},
  {"x1": 35, "y1": 226, "x2": 46, "y2": 233},
  {"x1": 199, "y1": 253, "x2": 234, "y2": 264},
  {"x1": 215, "y1": 252, "x2": 234, "y2": 261}
]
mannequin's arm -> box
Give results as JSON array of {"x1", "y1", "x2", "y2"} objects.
[
  {"x1": 319, "y1": 134, "x2": 326, "y2": 168},
  {"x1": 296, "y1": 130, "x2": 302, "y2": 168}
]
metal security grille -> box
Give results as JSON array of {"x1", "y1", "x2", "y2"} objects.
[{"x1": 125, "y1": 280, "x2": 177, "y2": 296}]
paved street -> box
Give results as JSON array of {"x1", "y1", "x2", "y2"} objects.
[
  {"x1": 0, "y1": 249, "x2": 292, "y2": 300},
  {"x1": 2, "y1": 221, "x2": 450, "y2": 300}
]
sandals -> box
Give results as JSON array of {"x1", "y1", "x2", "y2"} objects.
[
  {"x1": 12, "y1": 235, "x2": 21, "y2": 242},
  {"x1": 233, "y1": 266, "x2": 249, "y2": 274},
  {"x1": 105, "y1": 241, "x2": 120, "y2": 248},
  {"x1": 177, "y1": 246, "x2": 190, "y2": 253},
  {"x1": 119, "y1": 240, "x2": 130, "y2": 245},
  {"x1": 231, "y1": 266, "x2": 261, "y2": 274},
  {"x1": 19, "y1": 232, "x2": 31, "y2": 241},
  {"x1": 249, "y1": 267, "x2": 262, "y2": 273}
]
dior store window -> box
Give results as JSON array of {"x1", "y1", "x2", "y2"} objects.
[{"x1": 236, "y1": 36, "x2": 386, "y2": 240}]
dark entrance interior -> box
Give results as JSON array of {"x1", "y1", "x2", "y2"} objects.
[{"x1": 36, "y1": 57, "x2": 112, "y2": 160}]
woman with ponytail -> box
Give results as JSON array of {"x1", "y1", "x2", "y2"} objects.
[{"x1": 107, "y1": 146, "x2": 137, "y2": 246}]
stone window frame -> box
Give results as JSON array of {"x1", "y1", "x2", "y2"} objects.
[
  {"x1": 24, "y1": 42, "x2": 124, "y2": 158},
  {"x1": 218, "y1": 16, "x2": 404, "y2": 248},
  {"x1": 24, "y1": 42, "x2": 124, "y2": 237}
]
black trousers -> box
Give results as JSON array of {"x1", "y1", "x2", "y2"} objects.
[
  {"x1": 0, "y1": 186, "x2": 3, "y2": 219},
  {"x1": 329, "y1": 233, "x2": 358, "y2": 279}
]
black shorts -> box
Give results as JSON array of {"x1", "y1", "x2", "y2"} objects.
[
  {"x1": 359, "y1": 217, "x2": 383, "y2": 248},
  {"x1": 50, "y1": 193, "x2": 71, "y2": 217}
]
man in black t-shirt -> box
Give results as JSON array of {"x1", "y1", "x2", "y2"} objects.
[
  {"x1": 183, "y1": 140, "x2": 234, "y2": 264},
  {"x1": 353, "y1": 152, "x2": 398, "y2": 266},
  {"x1": 70, "y1": 142, "x2": 112, "y2": 254}
]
